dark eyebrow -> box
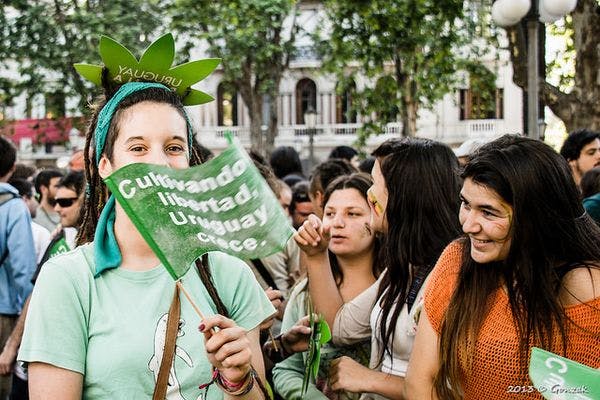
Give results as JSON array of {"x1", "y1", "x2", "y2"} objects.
[
  {"x1": 124, "y1": 135, "x2": 187, "y2": 144},
  {"x1": 347, "y1": 206, "x2": 366, "y2": 211},
  {"x1": 479, "y1": 204, "x2": 503, "y2": 214},
  {"x1": 124, "y1": 136, "x2": 145, "y2": 144},
  {"x1": 460, "y1": 192, "x2": 502, "y2": 214},
  {"x1": 169, "y1": 135, "x2": 187, "y2": 142}
]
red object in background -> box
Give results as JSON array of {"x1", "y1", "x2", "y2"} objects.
[{"x1": 0, "y1": 117, "x2": 76, "y2": 144}]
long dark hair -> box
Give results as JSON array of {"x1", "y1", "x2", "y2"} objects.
[
  {"x1": 373, "y1": 138, "x2": 462, "y2": 364},
  {"x1": 435, "y1": 135, "x2": 600, "y2": 399},
  {"x1": 321, "y1": 172, "x2": 384, "y2": 285},
  {"x1": 77, "y1": 84, "x2": 229, "y2": 317}
]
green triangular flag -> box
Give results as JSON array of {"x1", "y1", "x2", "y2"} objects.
[
  {"x1": 104, "y1": 140, "x2": 294, "y2": 280},
  {"x1": 529, "y1": 347, "x2": 600, "y2": 399}
]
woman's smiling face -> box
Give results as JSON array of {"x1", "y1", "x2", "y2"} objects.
[{"x1": 459, "y1": 178, "x2": 513, "y2": 264}]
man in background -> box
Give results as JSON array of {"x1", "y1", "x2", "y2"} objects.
[
  {"x1": 33, "y1": 169, "x2": 63, "y2": 232},
  {"x1": 290, "y1": 181, "x2": 314, "y2": 230},
  {"x1": 560, "y1": 129, "x2": 600, "y2": 187},
  {"x1": 37, "y1": 171, "x2": 85, "y2": 269}
]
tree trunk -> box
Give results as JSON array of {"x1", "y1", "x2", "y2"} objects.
[
  {"x1": 250, "y1": 101, "x2": 265, "y2": 155},
  {"x1": 237, "y1": 76, "x2": 265, "y2": 155},
  {"x1": 400, "y1": 78, "x2": 418, "y2": 137},
  {"x1": 249, "y1": 99, "x2": 264, "y2": 155},
  {"x1": 403, "y1": 100, "x2": 418, "y2": 137},
  {"x1": 395, "y1": 54, "x2": 418, "y2": 137},
  {"x1": 506, "y1": 0, "x2": 600, "y2": 132},
  {"x1": 266, "y1": 93, "x2": 278, "y2": 155}
]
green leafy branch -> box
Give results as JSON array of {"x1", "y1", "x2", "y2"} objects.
[{"x1": 301, "y1": 298, "x2": 332, "y2": 396}]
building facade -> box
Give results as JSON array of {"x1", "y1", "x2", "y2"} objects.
[
  {"x1": 1, "y1": 1, "x2": 524, "y2": 165},
  {"x1": 190, "y1": 1, "x2": 523, "y2": 161}
]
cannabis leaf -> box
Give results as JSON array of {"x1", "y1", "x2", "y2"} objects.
[{"x1": 74, "y1": 33, "x2": 220, "y2": 105}]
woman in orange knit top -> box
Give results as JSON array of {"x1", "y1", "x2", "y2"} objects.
[{"x1": 404, "y1": 135, "x2": 600, "y2": 400}]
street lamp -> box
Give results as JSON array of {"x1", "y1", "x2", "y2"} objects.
[
  {"x1": 492, "y1": 0, "x2": 577, "y2": 140},
  {"x1": 304, "y1": 105, "x2": 318, "y2": 169}
]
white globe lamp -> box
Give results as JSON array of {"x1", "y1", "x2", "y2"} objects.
[
  {"x1": 499, "y1": 0, "x2": 532, "y2": 21},
  {"x1": 539, "y1": 1, "x2": 564, "y2": 23},
  {"x1": 492, "y1": 1, "x2": 520, "y2": 27},
  {"x1": 540, "y1": 0, "x2": 577, "y2": 16}
]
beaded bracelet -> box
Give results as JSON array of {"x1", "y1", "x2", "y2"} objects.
[
  {"x1": 216, "y1": 368, "x2": 256, "y2": 396},
  {"x1": 199, "y1": 368, "x2": 256, "y2": 397},
  {"x1": 198, "y1": 368, "x2": 219, "y2": 391}
]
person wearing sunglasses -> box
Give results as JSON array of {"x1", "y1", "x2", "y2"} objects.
[
  {"x1": 54, "y1": 172, "x2": 85, "y2": 233},
  {"x1": 36, "y1": 171, "x2": 85, "y2": 273}
]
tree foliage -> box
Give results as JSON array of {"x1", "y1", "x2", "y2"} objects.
[
  {"x1": 170, "y1": 0, "x2": 298, "y2": 155},
  {"x1": 0, "y1": 0, "x2": 163, "y2": 115},
  {"x1": 317, "y1": 0, "x2": 488, "y2": 139},
  {"x1": 504, "y1": 0, "x2": 600, "y2": 132}
]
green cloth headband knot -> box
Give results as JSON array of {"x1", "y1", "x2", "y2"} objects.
[{"x1": 94, "y1": 81, "x2": 194, "y2": 165}]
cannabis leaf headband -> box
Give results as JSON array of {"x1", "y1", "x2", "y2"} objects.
[
  {"x1": 74, "y1": 33, "x2": 220, "y2": 106},
  {"x1": 75, "y1": 33, "x2": 221, "y2": 163}
]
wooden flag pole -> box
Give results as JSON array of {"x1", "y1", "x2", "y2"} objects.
[
  {"x1": 269, "y1": 329, "x2": 279, "y2": 352},
  {"x1": 178, "y1": 280, "x2": 278, "y2": 349},
  {"x1": 176, "y1": 280, "x2": 207, "y2": 321}
]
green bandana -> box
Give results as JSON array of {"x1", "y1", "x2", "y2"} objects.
[
  {"x1": 94, "y1": 82, "x2": 193, "y2": 164},
  {"x1": 94, "y1": 195, "x2": 119, "y2": 276},
  {"x1": 93, "y1": 82, "x2": 193, "y2": 276}
]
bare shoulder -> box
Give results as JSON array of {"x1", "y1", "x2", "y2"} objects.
[{"x1": 560, "y1": 265, "x2": 600, "y2": 306}]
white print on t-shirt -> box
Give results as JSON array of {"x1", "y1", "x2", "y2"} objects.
[{"x1": 148, "y1": 313, "x2": 194, "y2": 400}]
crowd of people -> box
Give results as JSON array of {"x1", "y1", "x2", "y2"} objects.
[{"x1": 0, "y1": 81, "x2": 599, "y2": 400}]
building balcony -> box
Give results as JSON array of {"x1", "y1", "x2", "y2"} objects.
[
  {"x1": 10, "y1": 118, "x2": 506, "y2": 167},
  {"x1": 291, "y1": 45, "x2": 320, "y2": 62},
  {"x1": 197, "y1": 118, "x2": 506, "y2": 156}
]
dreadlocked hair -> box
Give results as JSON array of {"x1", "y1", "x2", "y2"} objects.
[
  {"x1": 76, "y1": 80, "x2": 230, "y2": 319},
  {"x1": 77, "y1": 101, "x2": 106, "y2": 246},
  {"x1": 196, "y1": 254, "x2": 229, "y2": 318}
]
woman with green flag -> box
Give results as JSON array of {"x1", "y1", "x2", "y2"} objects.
[{"x1": 18, "y1": 81, "x2": 275, "y2": 400}]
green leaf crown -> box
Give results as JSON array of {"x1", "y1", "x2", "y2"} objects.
[{"x1": 74, "y1": 33, "x2": 220, "y2": 106}]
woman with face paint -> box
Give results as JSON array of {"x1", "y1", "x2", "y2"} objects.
[
  {"x1": 273, "y1": 173, "x2": 383, "y2": 399},
  {"x1": 18, "y1": 83, "x2": 274, "y2": 400},
  {"x1": 295, "y1": 138, "x2": 462, "y2": 399},
  {"x1": 404, "y1": 135, "x2": 600, "y2": 400}
]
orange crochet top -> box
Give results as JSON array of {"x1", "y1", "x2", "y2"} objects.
[{"x1": 424, "y1": 241, "x2": 600, "y2": 400}]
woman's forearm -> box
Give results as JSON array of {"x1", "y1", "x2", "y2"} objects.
[
  {"x1": 365, "y1": 371, "x2": 406, "y2": 399},
  {"x1": 304, "y1": 251, "x2": 343, "y2": 328}
]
